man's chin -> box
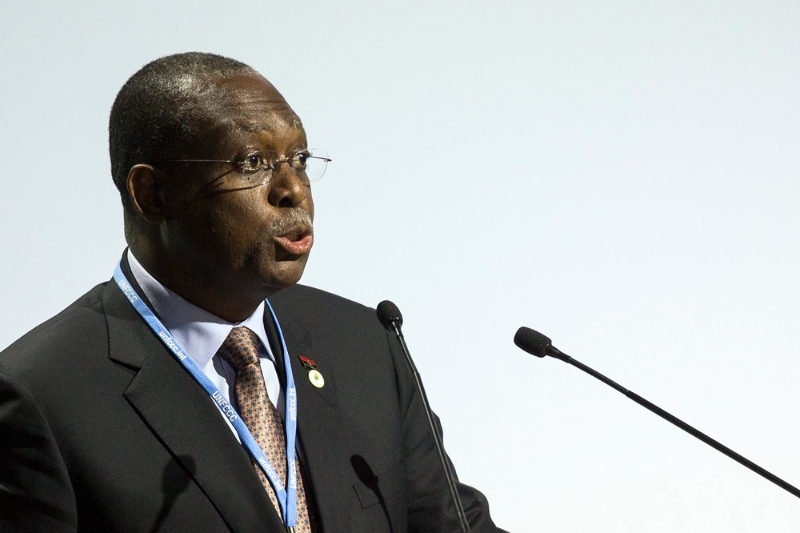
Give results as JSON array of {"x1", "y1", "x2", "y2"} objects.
[{"x1": 262, "y1": 256, "x2": 309, "y2": 292}]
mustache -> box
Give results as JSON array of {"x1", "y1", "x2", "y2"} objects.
[{"x1": 268, "y1": 208, "x2": 313, "y2": 237}]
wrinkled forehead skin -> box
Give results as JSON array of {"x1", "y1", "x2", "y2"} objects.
[{"x1": 186, "y1": 73, "x2": 305, "y2": 153}]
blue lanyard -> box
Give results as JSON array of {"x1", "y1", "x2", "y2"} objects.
[{"x1": 112, "y1": 263, "x2": 299, "y2": 528}]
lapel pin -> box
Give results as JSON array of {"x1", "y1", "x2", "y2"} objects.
[
  {"x1": 298, "y1": 355, "x2": 317, "y2": 369},
  {"x1": 308, "y1": 369, "x2": 325, "y2": 389},
  {"x1": 299, "y1": 355, "x2": 325, "y2": 389}
]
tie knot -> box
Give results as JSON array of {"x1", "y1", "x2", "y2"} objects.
[{"x1": 218, "y1": 327, "x2": 261, "y2": 370}]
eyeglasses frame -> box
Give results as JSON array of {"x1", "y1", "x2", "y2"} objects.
[{"x1": 153, "y1": 148, "x2": 331, "y2": 192}]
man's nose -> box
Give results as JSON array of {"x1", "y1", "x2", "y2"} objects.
[{"x1": 268, "y1": 163, "x2": 309, "y2": 208}]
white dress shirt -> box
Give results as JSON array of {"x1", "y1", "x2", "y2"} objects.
[{"x1": 127, "y1": 250, "x2": 283, "y2": 438}]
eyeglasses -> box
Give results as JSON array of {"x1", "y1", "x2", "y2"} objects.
[{"x1": 157, "y1": 148, "x2": 331, "y2": 190}]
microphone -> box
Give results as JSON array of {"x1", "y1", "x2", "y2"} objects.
[
  {"x1": 514, "y1": 327, "x2": 568, "y2": 361},
  {"x1": 377, "y1": 301, "x2": 470, "y2": 533},
  {"x1": 514, "y1": 326, "x2": 800, "y2": 500},
  {"x1": 376, "y1": 300, "x2": 403, "y2": 330}
]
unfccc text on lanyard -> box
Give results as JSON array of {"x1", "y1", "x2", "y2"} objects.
[{"x1": 113, "y1": 263, "x2": 299, "y2": 530}]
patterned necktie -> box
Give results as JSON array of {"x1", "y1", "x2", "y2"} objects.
[{"x1": 217, "y1": 327, "x2": 316, "y2": 532}]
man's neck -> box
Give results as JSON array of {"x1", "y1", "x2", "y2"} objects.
[{"x1": 129, "y1": 248, "x2": 265, "y2": 323}]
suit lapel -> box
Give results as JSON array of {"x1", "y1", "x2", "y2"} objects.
[
  {"x1": 103, "y1": 276, "x2": 284, "y2": 533},
  {"x1": 265, "y1": 304, "x2": 351, "y2": 533}
]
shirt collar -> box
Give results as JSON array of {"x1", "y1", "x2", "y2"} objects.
[{"x1": 126, "y1": 250, "x2": 274, "y2": 368}]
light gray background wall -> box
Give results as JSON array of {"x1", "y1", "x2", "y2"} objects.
[{"x1": 2, "y1": 1, "x2": 799, "y2": 530}]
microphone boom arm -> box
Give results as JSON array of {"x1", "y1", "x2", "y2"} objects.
[
  {"x1": 515, "y1": 327, "x2": 800, "y2": 500},
  {"x1": 564, "y1": 353, "x2": 800, "y2": 500}
]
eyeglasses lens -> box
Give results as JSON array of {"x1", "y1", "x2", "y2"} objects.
[{"x1": 302, "y1": 149, "x2": 329, "y2": 183}]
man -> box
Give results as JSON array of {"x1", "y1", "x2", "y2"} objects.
[{"x1": 0, "y1": 53, "x2": 506, "y2": 532}]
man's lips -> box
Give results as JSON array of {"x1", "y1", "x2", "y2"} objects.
[{"x1": 273, "y1": 228, "x2": 313, "y2": 256}]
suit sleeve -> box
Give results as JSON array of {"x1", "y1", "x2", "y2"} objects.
[
  {"x1": 384, "y1": 333, "x2": 509, "y2": 533},
  {"x1": 0, "y1": 368, "x2": 77, "y2": 533}
]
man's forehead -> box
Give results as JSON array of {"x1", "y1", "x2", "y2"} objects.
[{"x1": 208, "y1": 73, "x2": 304, "y2": 132}]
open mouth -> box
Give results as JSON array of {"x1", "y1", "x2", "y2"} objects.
[{"x1": 274, "y1": 228, "x2": 313, "y2": 256}]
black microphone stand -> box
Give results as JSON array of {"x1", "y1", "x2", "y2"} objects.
[{"x1": 379, "y1": 301, "x2": 471, "y2": 533}]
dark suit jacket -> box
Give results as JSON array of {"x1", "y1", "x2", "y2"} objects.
[{"x1": 0, "y1": 266, "x2": 505, "y2": 532}]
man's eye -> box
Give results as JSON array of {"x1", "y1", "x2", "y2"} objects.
[
  {"x1": 292, "y1": 151, "x2": 309, "y2": 170},
  {"x1": 240, "y1": 154, "x2": 264, "y2": 173}
]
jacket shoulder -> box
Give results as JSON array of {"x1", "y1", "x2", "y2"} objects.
[
  {"x1": 0, "y1": 283, "x2": 109, "y2": 371},
  {"x1": 268, "y1": 284, "x2": 376, "y2": 324}
]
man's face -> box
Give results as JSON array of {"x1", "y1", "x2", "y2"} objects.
[{"x1": 161, "y1": 73, "x2": 315, "y2": 298}]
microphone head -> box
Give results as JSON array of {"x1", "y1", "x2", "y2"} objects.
[
  {"x1": 376, "y1": 300, "x2": 403, "y2": 329},
  {"x1": 514, "y1": 327, "x2": 552, "y2": 358}
]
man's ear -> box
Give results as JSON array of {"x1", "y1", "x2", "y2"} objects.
[{"x1": 126, "y1": 164, "x2": 167, "y2": 223}]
